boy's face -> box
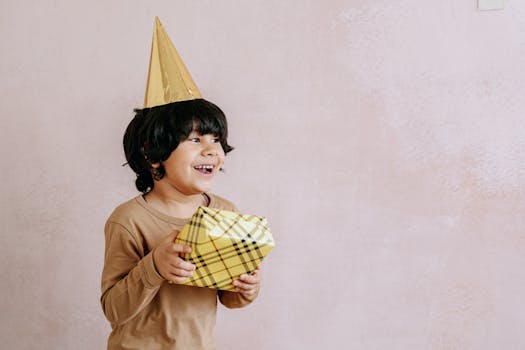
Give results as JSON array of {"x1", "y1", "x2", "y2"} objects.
[{"x1": 159, "y1": 131, "x2": 225, "y2": 195}]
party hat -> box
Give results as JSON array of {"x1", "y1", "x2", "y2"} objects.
[{"x1": 144, "y1": 17, "x2": 202, "y2": 108}]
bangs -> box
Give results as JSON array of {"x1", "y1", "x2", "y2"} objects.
[
  {"x1": 172, "y1": 99, "x2": 228, "y2": 139},
  {"x1": 192, "y1": 114, "x2": 226, "y2": 138}
]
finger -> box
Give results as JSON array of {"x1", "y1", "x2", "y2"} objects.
[
  {"x1": 235, "y1": 286, "x2": 257, "y2": 296},
  {"x1": 168, "y1": 267, "x2": 194, "y2": 278},
  {"x1": 239, "y1": 274, "x2": 259, "y2": 284},
  {"x1": 238, "y1": 289, "x2": 257, "y2": 297},
  {"x1": 171, "y1": 259, "x2": 196, "y2": 272},
  {"x1": 233, "y1": 279, "x2": 258, "y2": 291},
  {"x1": 167, "y1": 274, "x2": 188, "y2": 284},
  {"x1": 164, "y1": 230, "x2": 180, "y2": 242},
  {"x1": 169, "y1": 243, "x2": 192, "y2": 255}
]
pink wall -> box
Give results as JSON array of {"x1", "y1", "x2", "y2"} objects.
[{"x1": 1, "y1": 1, "x2": 525, "y2": 349}]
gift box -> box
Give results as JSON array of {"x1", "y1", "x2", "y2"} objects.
[{"x1": 174, "y1": 206, "x2": 275, "y2": 291}]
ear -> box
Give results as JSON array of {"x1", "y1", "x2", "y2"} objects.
[
  {"x1": 150, "y1": 162, "x2": 161, "y2": 169},
  {"x1": 143, "y1": 152, "x2": 160, "y2": 169}
]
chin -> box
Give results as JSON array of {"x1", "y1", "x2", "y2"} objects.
[
  {"x1": 191, "y1": 184, "x2": 213, "y2": 194},
  {"x1": 199, "y1": 181, "x2": 215, "y2": 192},
  {"x1": 199, "y1": 186, "x2": 213, "y2": 194}
]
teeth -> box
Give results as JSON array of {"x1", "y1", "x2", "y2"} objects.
[{"x1": 194, "y1": 165, "x2": 214, "y2": 170}]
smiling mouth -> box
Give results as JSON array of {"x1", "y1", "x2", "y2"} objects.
[{"x1": 194, "y1": 164, "x2": 215, "y2": 174}]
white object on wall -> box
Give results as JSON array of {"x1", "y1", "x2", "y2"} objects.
[{"x1": 478, "y1": 0, "x2": 506, "y2": 10}]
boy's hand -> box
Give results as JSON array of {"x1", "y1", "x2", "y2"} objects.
[
  {"x1": 233, "y1": 266, "x2": 261, "y2": 298},
  {"x1": 153, "y1": 230, "x2": 196, "y2": 284}
]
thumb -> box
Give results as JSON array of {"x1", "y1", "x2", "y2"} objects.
[
  {"x1": 168, "y1": 230, "x2": 192, "y2": 255},
  {"x1": 165, "y1": 230, "x2": 180, "y2": 242}
]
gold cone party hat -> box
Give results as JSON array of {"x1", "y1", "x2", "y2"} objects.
[{"x1": 144, "y1": 17, "x2": 202, "y2": 108}]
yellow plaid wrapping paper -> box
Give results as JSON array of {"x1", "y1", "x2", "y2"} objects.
[{"x1": 174, "y1": 206, "x2": 275, "y2": 291}]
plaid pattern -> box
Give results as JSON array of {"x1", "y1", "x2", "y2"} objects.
[{"x1": 174, "y1": 207, "x2": 275, "y2": 291}]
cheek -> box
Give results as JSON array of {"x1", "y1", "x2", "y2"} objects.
[
  {"x1": 218, "y1": 152, "x2": 226, "y2": 165},
  {"x1": 217, "y1": 147, "x2": 226, "y2": 162}
]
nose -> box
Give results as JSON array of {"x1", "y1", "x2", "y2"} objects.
[
  {"x1": 202, "y1": 142, "x2": 218, "y2": 156},
  {"x1": 204, "y1": 148, "x2": 217, "y2": 156}
]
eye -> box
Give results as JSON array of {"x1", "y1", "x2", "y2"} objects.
[
  {"x1": 189, "y1": 136, "x2": 200, "y2": 143},
  {"x1": 212, "y1": 137, "x2": 221, "y2": 143}
]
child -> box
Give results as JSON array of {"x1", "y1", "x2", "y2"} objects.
[{"x1": 100, "y1": 18, "x2": 261, "y2": 350}]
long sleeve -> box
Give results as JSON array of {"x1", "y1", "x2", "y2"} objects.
[{"x1": 100, "y1": 221, "x2": 165, "y2": 326}]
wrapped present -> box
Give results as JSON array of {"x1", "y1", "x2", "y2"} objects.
[{"x1": 174, "y1": 206, "x2": 275, "y2": 291}]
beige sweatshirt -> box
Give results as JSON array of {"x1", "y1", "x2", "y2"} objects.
[{"x1": 101, "y1": 194, "x2": 256, "y2": 350}]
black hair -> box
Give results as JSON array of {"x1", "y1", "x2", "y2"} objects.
[{"x1": 123, "y1": 98, "x2": 234, "y2": 193}]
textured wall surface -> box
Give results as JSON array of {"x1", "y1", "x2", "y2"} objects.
[{"x1": 1, "y1": 1, "x2": 524, "y2": 349}]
